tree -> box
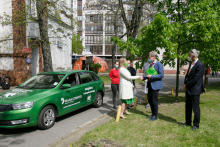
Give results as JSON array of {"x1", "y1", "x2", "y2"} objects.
[
  {"x1": 118, "y1": 0, "x2": 159, "y2": 58},
  {"x1": 72, "y1": 33, "x2": 84, "y2": 54},
  {"x1": 113, "y1": 0, "x2": 220, "y2": 101},
  {"x1": 0, "y1": 0, "x2": 75, "y2": 72}
]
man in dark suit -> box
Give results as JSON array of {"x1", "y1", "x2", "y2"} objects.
[
  {"x1": 142, "y1": 51, "x2": 164, "y2": 121},
  {"x1": 183, "y1": 49, "x2": 205, "y2": 130}
]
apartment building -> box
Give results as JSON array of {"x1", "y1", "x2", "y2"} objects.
[{"x1": 73, "y1": 0, "x2": 128, "y2": 59}]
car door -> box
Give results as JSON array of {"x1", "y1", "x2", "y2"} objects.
[
  {"x1": 78, "y1": 72, "x2": 97, "y2": 106},
  {"x1": 59, "y1": 73, "x2": 83, "y2": 115}
]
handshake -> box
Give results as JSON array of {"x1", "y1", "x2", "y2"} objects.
[
  {"x1": 138, "y1": 75, "x2": 152, "y2": 81},
  {"x1": 139, "y1": 76, "x2": 144, "y2": 80}
]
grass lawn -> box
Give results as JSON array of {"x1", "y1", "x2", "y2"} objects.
[
  {"x1": 99, "y1": 75, "x2": 144, "y2": 85},
  {"x1": 99, "y1": 70, "x2": 111, "y2": 73},
  {"x1": 73, "y1": 82, "x2": 220, "y2": 147}
]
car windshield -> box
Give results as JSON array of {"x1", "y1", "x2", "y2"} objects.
[{"x1": 18, "y1": 74, "x2": 65, "y2": 89}]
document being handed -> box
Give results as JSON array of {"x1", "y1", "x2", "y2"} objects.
[{"x1": 146, "y1": 66, "x2": 158, "y2": 76}]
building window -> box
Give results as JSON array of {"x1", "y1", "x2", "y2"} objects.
[
  {"x1": 85, "y1": 36, "x2": 102, "y2": 44},
  {"x1": 90, "y1": 46, "x2": 102, "y2": 54},
  {"x1": 105, "y1": 36, "x2": 113, "y2": 44},
  {"x1": 77, "y1": 26, "x2": 82, "y2": 31},
  {"x1": 85, "y1": 24, "x2": 103, "y2": 33},
  {"x1": 77, "y1": 5, "x2": 82, "y2": 10},
  {"x1": 78, "y1": 16, "x2": 82, "y2": 21}
]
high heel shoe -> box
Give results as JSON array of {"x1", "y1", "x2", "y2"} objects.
[
  {"x1": 120, "y1": 115, "x2": 127, "y2": 119},
  {"x1": 125, "y1": 111, "x2": 131, "y2": 115}
]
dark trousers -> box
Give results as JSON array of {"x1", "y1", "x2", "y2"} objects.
[
  {"x1": 111, "y1": 83, "x2": 119, "y2": 107},
  {"x1": 185, "y1": 92, "x2": 200, "y2": 127},
  {"x1": 148, "y1": 82, "x2": 159, "y2": 117}
]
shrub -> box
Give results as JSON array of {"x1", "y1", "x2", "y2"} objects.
[{"x1": 90, "y1": 63, "x2": 102, "y2": 74}]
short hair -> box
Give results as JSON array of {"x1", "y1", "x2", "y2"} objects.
[
  {"x1": 190, "y1": 49, "x2": 199, "y2": 57},
  {"x1": 119, "y1": 58, "x2": 126, "y2": 68},
  {"x1": 149, "y1": 51, "x2": 157, "y2": 58},
  {"x1": 114, "y1": 61, "x2": 118, "y2": 64}
]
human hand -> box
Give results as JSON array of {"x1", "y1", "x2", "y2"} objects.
[
  {"x1": 147, "y1": 75, "x2": 151, "y2": 79},
  {"x1": 183, "y1": 85, "x2": 188, "y2": 91},
  {"x1": 139, "y1": 76, "x2": 143, "y2": 80}
]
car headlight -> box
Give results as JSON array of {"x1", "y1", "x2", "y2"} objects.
[{"x1": 12, "y1": 102, "x2": 34, "y2": 110}]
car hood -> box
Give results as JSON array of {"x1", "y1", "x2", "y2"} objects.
[{"x1": 0, "y1": 88, "x2": 50, "y2": 104}]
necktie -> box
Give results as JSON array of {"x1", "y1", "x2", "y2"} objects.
[
  {"x1": 149, "y1": 63, "x2": 154, "y2": 81},
  {"x1": 188, "y1": 63, "x2": 194, "y2": 74}
]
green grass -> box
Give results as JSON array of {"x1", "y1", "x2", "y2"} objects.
[
  {"x1": 99, "y1": 70, "x2": 111, "y2": 73},
  {"x1": 72, "y1": 82, "x2": 220, "y2": 147},
  {"x1": 99, "y1": 75, "x2": 144, "y2": 85},
  {"x1": 99, "y1": 75, "x2": 111, "y2": 85}
]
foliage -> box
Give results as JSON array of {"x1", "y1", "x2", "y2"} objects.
[
  {"x1": 113, "y1": 0, "x2": 220, "y2": 69},
  {"x1": 90, "y1": 63, "x2": 102, "y2": 74},
  {"x1": 72, "y1": 34, "x2": 84, "y2": 54},
  {"x1": 112, "y1": 0, "x2": 220, "y2": 100}
]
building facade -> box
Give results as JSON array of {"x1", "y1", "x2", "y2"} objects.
[
  {"x1": 73, "y1": 0, "x2": 189, "y2": 74},
  {"x1": 73, "y1": 0, "x2": 127, "y2": 60},
  {"x1": 0, "y1": 0, "x2": 73, "y2": 85}
]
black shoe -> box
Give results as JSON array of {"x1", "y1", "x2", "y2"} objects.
[
  {"x1": 149, "y1": 116, "x2": 157, "y2": 121},
  {"x1": 113, "y1": 106, "x2": 117, "y2": 110},
  {"x1": 181, "y1": 123, "x2": 191, "y2": 127},
  {"x1": 145, "y1": 104, "x2": 150, "y2": 108},
  {"x1": 191, "y1": 126, "x2": 199, "y2": 130},
  {"x1": 146, "y1": 115, "x2": 153, "y2": 119}
]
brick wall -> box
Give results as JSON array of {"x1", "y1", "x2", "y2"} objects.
[{"x1": 0, "y1": 0, "x2": 43, "y2": 86}]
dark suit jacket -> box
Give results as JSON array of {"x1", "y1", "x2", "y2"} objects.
[
  {"x1": 128, "y1": 67, "x2": 136, "y2": 86},
  {"x1": 184, "y1": 60, "x2": 205, "y2": 95}
]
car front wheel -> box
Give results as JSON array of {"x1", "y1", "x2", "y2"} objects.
[
  {"x1": 37, "y1": 105, "x2": 56, "y2": 130},
  {"x1": 93, "y1": 92, "x2": 103, "y2": 108}
]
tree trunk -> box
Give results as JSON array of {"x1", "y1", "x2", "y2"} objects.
[
  {"x1": 175, "y1": 46, "x2": 180, "y2": 103},
  {"x1": 175, "y1": 0, "x2": 181, "y2": 102},
  {"x1": 112, "y1": 43, "x2": 116, "y2": 69},
  {"x1": 36, "y1": 0, "x2": 53, "y2": 72}
]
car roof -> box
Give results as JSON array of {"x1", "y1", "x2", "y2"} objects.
[{"x1": 38, "y1": 70, "x2": 93, "y2": 75}]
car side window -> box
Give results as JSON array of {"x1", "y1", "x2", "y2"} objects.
[
  {"x1": 90, "y1": 73, "x2": 99, "y2": 81},
  {"x1": 63, "y1": 74, "x2": 80, "y2": 87},
  {"x1": 79, "y1": 72, "x2": 93, "y2": 84}
]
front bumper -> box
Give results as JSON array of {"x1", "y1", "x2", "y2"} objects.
[{"x1": 0, "y1": 108, "x2": 38, "y2": 128}]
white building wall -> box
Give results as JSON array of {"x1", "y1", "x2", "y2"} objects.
[
  {"x1": 25, "y1": 0, "x2": 73, "y2": 71},
  {"x1": 0, "y1": 57, "x2": 13, "y2": 70},
  {"x1": 0, "y1": 0, "x2": 13, "y2": 55},
  {"x1": 48, "y1": 20, "x2": 72, "y2": 71}
]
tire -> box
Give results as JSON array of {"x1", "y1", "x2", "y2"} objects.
[
  {"x1": 37, "y1": 105, "x2": 56, "y2": 130},
  {"x1": 93, "y1": 92, "x2": 103, "y2": 108}
]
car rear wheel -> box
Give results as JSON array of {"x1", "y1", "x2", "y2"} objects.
[
  {"x1": 93, "y1": 92, "x2": 103, "y2": 108},
  {"x1": 37, "y1": 105, "x2": 56, "y2": 130}
]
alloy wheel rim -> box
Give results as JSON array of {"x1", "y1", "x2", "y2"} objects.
[
  {"x1": 43, "y1": 109, "x2": 55, "y2": 126},
  {"x1": 97, "y1": 94, "x2": 102, "y2": 105}
]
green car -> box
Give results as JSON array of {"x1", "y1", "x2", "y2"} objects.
[{"x1": 0, "y1": 70, "x2": 105, "y2": 130}]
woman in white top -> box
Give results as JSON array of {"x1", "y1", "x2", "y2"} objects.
[{"x1": 119, "y1": 58, "x2": 142, "y2": 118}]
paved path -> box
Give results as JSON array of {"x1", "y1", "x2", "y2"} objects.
[{"x1": 0, "y1": 76, "x2": 219, "y2": 147}]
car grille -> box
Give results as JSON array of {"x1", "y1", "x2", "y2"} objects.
[
  {"x1": 0, "y1": 104, "x2": 12, "y2": 112},
  {"x1": 0, "y1": 120, "x2": 12, "y2": 126}
]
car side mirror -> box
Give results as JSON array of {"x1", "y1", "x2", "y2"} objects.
[{"x1": 62, "y1": 84, "x2": 71, "y2": 89}]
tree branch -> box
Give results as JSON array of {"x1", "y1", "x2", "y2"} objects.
[
  {"x1": 118, "y1": 0, "x2": 130, "y2": 31},
  {"x1": 180, "y1": 40, "x2": 203, "y2": 46},
  {"x1": 118, "y1": 32, "x2": 127, "y2": 39}
]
